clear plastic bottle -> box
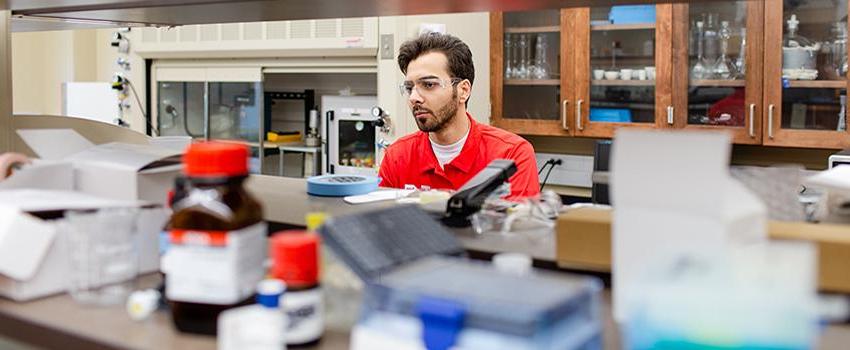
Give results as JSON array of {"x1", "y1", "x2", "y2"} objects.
[{"x1": 165, "y1": 142, "x2": 267, "y2": 335}]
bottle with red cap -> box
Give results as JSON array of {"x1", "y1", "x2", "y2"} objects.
[
  {"x1": 164, "y1": 141, "x2": 267, "y2": 335},
  {"x1": 270, "y1": 230, "x2": 324, "y2": 346}
]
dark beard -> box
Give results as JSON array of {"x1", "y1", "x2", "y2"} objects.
[{"x1": 413, "y1": 88, "x2": 459, "y2": 133}]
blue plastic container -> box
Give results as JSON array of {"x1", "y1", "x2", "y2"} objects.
[
  {"x1": 589, "y1": 108, "x2": 632, "y2": 123},
  {"x1": 609, "y1": 5, "x2": 656, "y2": 24}
]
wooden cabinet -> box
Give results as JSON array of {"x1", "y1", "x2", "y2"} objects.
[
  {"x1": 491, "y1": 0, "x2": 850, "y2": 149},
  {"x1": 762, "y1": 0, "x2": 850, "y2": 148},
  {"x1": 490, "y1": 10, "x2": 571, "y2": 136}
]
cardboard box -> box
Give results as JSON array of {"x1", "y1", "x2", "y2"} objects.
[
  {"x1": 0, "y1": 189, "x2": 167, "y2": 301},
  {"x1": 556, "y1": 207, "x2": 850, "y2": 294},
  {"x1": 16, "y1": 129, "x2": 181, "y2": 207}
]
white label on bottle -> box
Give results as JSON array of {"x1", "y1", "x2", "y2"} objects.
[
  {"x1": 283, "y1": 288, "x2": 324, "y2": 344},
  {"x1": 165, "y1": 223, "x2": 267, "y2": 305}
]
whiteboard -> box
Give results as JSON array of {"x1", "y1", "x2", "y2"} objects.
[{"x1": 62, "y1": 82, "x2": 119, "y2": 124}]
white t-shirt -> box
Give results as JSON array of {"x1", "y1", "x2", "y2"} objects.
[{"x1": 430, "y1": 129, "x2": 469, "y2": 168}]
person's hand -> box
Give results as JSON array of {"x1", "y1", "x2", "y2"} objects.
[{"x1": 0, "y1": 152, "x2": 31, "y2": 181}]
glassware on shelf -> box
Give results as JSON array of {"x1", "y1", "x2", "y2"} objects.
[
  {"x1": 702, "y1": 13, "x2": 720, "y2": 66},
  {"x1": 736, "y1": 27, "x2": 747, "y2": 77},
  {"x1": 516, "y1": 34, "x2": 530, "y2": 79},
  {"x1": 782, "y1": 14, "x2": 820, "y2": 78},
  {"x1": 826, "y1": 22, "x2": 847, "y2": 80},
  {"x1": 692, "y1": 21, "x2": 709, "y2": 79},
  {"x1": 505, "y1": 33, "x2": 515, "y2": 79},
  {"x1": 532, "y1": 34, "x2": 550, "y2": 79},
  {"x1": 712, "y1": 21, "x2": 738, "y2": 79}
]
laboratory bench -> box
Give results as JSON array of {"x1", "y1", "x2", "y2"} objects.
[{"x1": 0, "y1": 174, "x2": 848, "y2": 349}]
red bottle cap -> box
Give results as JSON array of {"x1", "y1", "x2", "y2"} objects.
[
  {"x1": 183, "y1": 142, "x2": 249, "y2": 177},
  {"x1": 270, "y1": 231, "x2": 320, "y2": 287}
]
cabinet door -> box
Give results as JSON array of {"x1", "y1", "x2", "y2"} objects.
[
  {"x1": 763, "y1": 0, "x2": 850, "y2": 148},
  {"x1": 672, "y1": 1, "x2": 764, "y2": 144},
  {"x1": 490, "y1": 10, "x2": 570, "y2": 136},
  {"x1": 573, "y1": 4, "x2": 673, "y2": 138}
]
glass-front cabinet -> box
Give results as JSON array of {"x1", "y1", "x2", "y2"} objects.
[
  {"x1": 490, "y1": 10, "x2": 571, "y2": 136},
  {"x1": 764, "y1": 0, "x2": 850, "y2": 148},
  {"x1": 491, "y1": 1, "x2": 850, "y2": 149},
  {"x1": 672, "y1": 0, "x2": 764, "y2": 144},
  {"x1": 573, "y1": 4, "x2": 673, "y2": 137}
]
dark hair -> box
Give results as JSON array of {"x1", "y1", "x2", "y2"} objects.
[{"x1": 397, "y1": 33, "x2": 475, "y2": 88}]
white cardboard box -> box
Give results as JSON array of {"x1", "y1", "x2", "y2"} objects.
[
  {"x1": 610, "y1": 130, "x2": 766, "y2": 322},
  {"x1": 0, "y1": 189, "x2": 167, "y2": 301},
  {"x1": 16, "y1": 128, "x2": 182, "y2": 207}
]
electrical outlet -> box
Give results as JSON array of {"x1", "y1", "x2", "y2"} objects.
[
  {"x1": 535, "y1": 152, "x2": 594, "y2": 188},
  {"x1": 380, "y1": 34, "x2": 394, "y2": 60}
]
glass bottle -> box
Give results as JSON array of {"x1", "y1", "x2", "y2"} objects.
[
  {"x1": 504, "y1": 33, "x2": 514, "y2": 79},
  {"x1": 713, "y1": 21, "x2": 738, "y2": 79},
  {"x1": 692, "y1": 21, "x2": 709, "y2": 79},
  {"x1": 516, "y1": 34, "x2": 530, "y2": 79},
  {"x1": 782, "y1": 14, "x2": 818, "y2": 71},
  {"x1": 166, "y1": 142, "x2": 266, "y2": 335},
  {"x1": 735, "y1": 27, "x2": 747, "y2": 77},
  {"x1": 828, "y1": 22, "x2": 847, "y2": 79},
  {"x1": 533, "y1": 34, "x2": 550, "y2": 79},
  {"x1": 702, "y1": 13, "x2": 720, "y2": 68}
]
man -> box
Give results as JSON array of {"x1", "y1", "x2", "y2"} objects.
[{"x1": 378, "y1": 33, "x2": 540, "y2": 199}]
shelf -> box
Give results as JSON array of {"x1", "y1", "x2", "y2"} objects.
[
  {"x1": 592, "y1": 80, "x2": 654, "y2": 86},
  {"x1": 591, "y1": 23, "x2": 655, "y2": 31},
  {"x1": 505, "y1": 79, "x2": 560, "y2": 86},
  {"x1": 786, "y1": 80, "x2": 846, "y2": 89},
  {"x1": 504, "y1": 26, "x2": 560, "y2": 34},
  {"x1": 691, "y1": 80, "x2": 746, "y2": 87}
]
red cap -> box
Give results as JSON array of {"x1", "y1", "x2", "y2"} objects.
[
  {"x1": 183, "y1": 142, "x2": 249, "y2": 177},
  {"x1": 270, "y1": 231, "x2": 320, "y2": 287}
]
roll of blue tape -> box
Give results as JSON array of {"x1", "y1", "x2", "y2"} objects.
[{"x1": 306, "y1": 175, "x2": 381, "y2": 197}]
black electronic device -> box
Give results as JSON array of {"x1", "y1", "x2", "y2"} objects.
[
  {"x1": 592, "y1": 140, "x2": 612, "y2": 205},
  {"x1": 442, "y1": 159, "x2": 517, "y2": 227},
  {"x1": 318, "y1": 204, "x2": 465, "y2": 281}
]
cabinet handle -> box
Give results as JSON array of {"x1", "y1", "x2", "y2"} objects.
[
  {"x1": 576, "y1": 99, "x2": 584, "y2": 131},
  {"x1": 748, "y1": 103, "x2": 756, "y2": 138},
  {"x1": 561, "y1": 99, "x2": 569, "y2": 130},
  {"x1": 666, "y1": 106, "x2": 674, "y2": 125},
  {"x1": 768, "y1": 104, "x2": 775, "y2": 139}
]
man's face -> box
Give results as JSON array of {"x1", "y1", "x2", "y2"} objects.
[{"x1": 404, "y1": 52, "x2": 464, "y2": 133}]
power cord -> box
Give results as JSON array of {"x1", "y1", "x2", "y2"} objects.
[{"x1": 539, "y1": 158, "x2": 562, "y2": 191}]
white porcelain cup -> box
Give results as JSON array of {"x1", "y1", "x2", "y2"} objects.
[
  {"x1": 604, "y1": 71, "x2": 620, "y2": 80},
  {"x1": 636, "y1": 70, "x2": 647, "y2": 80},
  {"x1": 620, "y1": 69, "x2": 633, "y2": 80},
  {"x1": 645, "y1": 66, "x2": 656, "y2": 80},
  {"x1": 593, "y1": 69, "x2": 605, "y2": 80}
]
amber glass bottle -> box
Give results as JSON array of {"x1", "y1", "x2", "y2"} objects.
[{"x1": 165, "y1": 142, "x2": 266, "y2": 335}]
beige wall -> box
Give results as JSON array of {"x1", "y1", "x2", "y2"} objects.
[{"x1": 11, "y1": 28, "x2": 147, "y2": 134}]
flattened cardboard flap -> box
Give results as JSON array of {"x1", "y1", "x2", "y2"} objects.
[{"x1": 16, "y1": 129, "x2": 94, "y2": 160}]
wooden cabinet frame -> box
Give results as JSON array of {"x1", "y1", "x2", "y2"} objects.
[
  {"x1": 762, "y1": 0, "x2": 850, "y2": 148},
  {"x1": 572, "y1": 5, "x2": 674, "y2": 137},
  {"x1": 671, "y1": 1, "x2": 764, "y2": 145}
]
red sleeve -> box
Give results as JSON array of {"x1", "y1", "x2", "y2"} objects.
[
  {"x1": 378, "y1": 146, "x2": 399, "y2": 189},
  {"x1": 505, "y1": 140, "x2": 540, "y2": 200}
]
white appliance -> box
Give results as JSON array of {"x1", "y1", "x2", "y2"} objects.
[{"x1": 322, "y1": 95, "x2": 381, "y2": 176}]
